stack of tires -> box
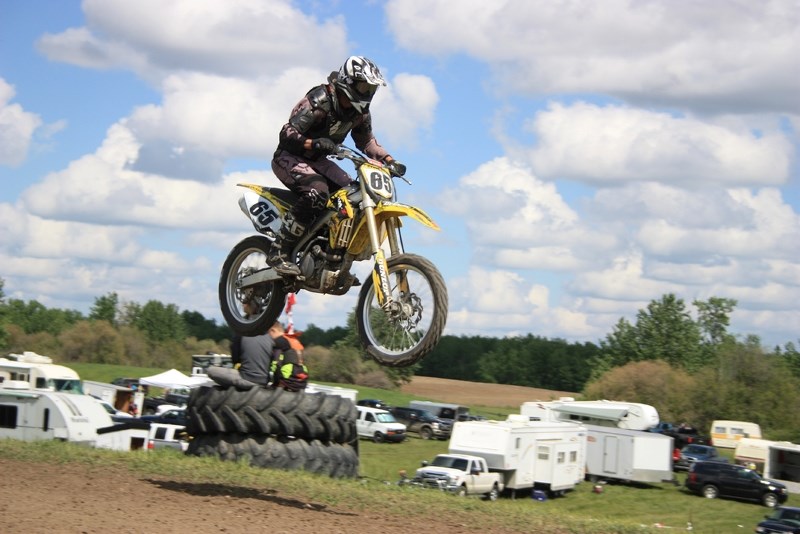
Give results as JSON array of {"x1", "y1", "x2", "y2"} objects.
[{"x1": 185, "y1": 385, "x2": 359, "y2": 478}]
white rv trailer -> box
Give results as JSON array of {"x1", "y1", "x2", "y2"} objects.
[
  {"x1": 448, "y1": 418, "x2": 587, "y2": 495},
  {"x1": 0, "y1": 383, "x2": 147, "y2": 450},
  {"x1": 583, "y1": 424, "x2": 674, "y2": 484},
  {"x1": 520, "y1": 398, "x2": 659, "y2": 431}
]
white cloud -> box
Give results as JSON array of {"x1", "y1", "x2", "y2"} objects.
[
  {"x1": 37, "y1": 0, "x2": 349, "y2": 83},
  {"x1": 372, "y1": 73, "x2": 439, "y2": 150},
  {"x1": 386, "y1": 0, "x2": 800, "y2": 114},
  {"x1": 0, "y1": 78, "x2": 43, "y2": 167},
  {"x1": 522, "y1": 102, "x2": 792, "y2": 187}
]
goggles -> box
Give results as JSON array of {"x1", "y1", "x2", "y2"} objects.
[{"x1": 354, "y1": 81, "x2": 378, "y2": 99}]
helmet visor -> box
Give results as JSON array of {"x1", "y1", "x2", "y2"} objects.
[{"x1": 354, "y1": 81, "x2": 378, "y2": 99}]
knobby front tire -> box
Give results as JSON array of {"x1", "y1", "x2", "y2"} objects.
[{"x1": 356, "y1": 253, "x2": 448, "y2": 368}]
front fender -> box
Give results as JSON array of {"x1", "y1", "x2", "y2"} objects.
[{"x1": 348, "y1": 202, "x2": 439, "y2": 255}]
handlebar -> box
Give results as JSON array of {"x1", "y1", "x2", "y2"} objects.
[{"x1": 332, "y1": 145, "x2": 411, "y2": 183}]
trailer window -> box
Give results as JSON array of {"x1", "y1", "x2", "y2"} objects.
[
  {"x1": 515, "y1": 438, "x2": 520, "y2": 449},
  {"x1": 537, "y1": 446, "x2": 549, "y2": 461},
  {"x1": 570, "y1": 451, "x2": 577, "y2": 463},
  {"x1": 557, "y1": 452, "x2": 565, "y2": 464},
  {"x1": 0, "y1": 405, "x2": 18, "y2": 428}
]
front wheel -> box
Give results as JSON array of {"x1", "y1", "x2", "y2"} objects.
[
  {"x1": 219, "y1": 235, "x2": 287, "y2": 336},
  {"x1": 356, "y1": 253, "x2": 448, "y2": 367},
  {"x1": 763, "y1": 492, "x2": 779, "y2": 508}
]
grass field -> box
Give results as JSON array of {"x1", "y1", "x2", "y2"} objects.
[{"x1": 47, "y1": 363, "x2": 783, "y2": 533}]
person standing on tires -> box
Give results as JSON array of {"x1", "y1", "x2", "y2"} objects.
[
  {"x1": 268, "y1": 322, "x2": 309, "y2": 392},
  {"x1": 268, "y1": 55, "x2": 406, "y2": 277},
  {"x1": 208, "y1": 301, "x2": 274, "y2": 388}
]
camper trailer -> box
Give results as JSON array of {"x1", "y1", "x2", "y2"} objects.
[
  {"x1": 0, "y1": 352, "x2": 83, "y2": 394},
  {"x1": 584, "y1": 425, "x2": 674, "y2": 484},
  {"x1": 710, "y1": 420, "x2": 762, "y2": 449},
  {"x1": 734, "y1": 437, "x2": 776, "y2": 472},
  {"x1": 0, "y1": 384, "x2": 147, "y2": 450},
  {"x1": 448, "y1": 418, "x2": 587, "y2": 495},
  {"x1": 521, "y1": 398, "x2": 659, "y2": 430}
]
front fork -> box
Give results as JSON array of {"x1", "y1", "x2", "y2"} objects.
[{"x1": 362, "y1": 197, "x2": 408, "y2": 308}]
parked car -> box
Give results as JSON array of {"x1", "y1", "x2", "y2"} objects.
[
  {"x1": 675, "y1": 444, "x2": 725, "y2": 471},
  {"x1": 147, "y1": 422, "x2": 188, "y2": 451},
  {"x1": 390, "y1": 406, "x2": 452, "y2": 440},
  {"x1": 141, "y1": 408, "x2": 187, "y2": 427},
  {"x1": 355, "y1": 406, "x2": 406, "y2": 443},
  {"x1": 755, "y1": 506, "x2": 800, "y2": 533},
  {"x1": 685, "y1": 461, "x2": 789, "y2": 507},
  {"x1": 357, "y1": 399, "x2": 391, "y2": 410}
]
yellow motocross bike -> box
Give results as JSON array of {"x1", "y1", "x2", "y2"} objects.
[{"x1": 219, "y1": 146, "x2": 448, "y2": 368}]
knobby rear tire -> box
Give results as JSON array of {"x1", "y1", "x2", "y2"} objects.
[{"x1": 219, "y1": 235, "x2": 286, "y2": 336}]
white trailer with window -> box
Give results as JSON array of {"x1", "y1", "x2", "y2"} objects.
[
  {"x1": 584, "y1": 425, "x2": 674, "y2": 484},
  {"x1": 448, "y1": 418, "x2": 587, "y2": 495}
]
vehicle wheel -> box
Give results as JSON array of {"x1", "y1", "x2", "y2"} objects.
[
  {"x1": 219, "y1": 235, "x2": 287, "y2": 336},
  {"x1": 763, "y1": 492, "x2": 779, "y2": 508},
  {"x1": 702, "y1": 484, "x2": 719, "y2": 499},
  {"x1": 356, "y1": 253, "x2": 448, "y2": 368},
  {"x1": 419, "y1": 426, "x2": 433, "y2": 440},
  {"x1": 373, "y1": 432, "x2": 385, "y2": 444},
  {"x1": 484, "y1": 484, "x2": 499, "y2": 501},
  {"x1": 455, "y1": 485, "x2": 467, "y2": 497}
]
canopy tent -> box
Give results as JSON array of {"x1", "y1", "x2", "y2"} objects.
[{"x1": 139, "y1": 369, "x2": 211, "y2": 389}]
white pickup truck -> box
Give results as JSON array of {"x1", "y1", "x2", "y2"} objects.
[{"x1": 411, "y1": 453, "x2": 504, "y2": 500}]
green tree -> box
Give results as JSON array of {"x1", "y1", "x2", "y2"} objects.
[
  {"x1": 133, "y1": 300, "x2": 187, "y2": 343},
  {"x1": 599, "y1": 293, "x2": 706, "y2": 372},
  {"x1": 89, "y1": 292, "x2": 119, "y2": 325},
  {"x1": 181, "y1": 310, "x2": 231, "y2": 342},
  {"x1": 58, "y1": 320, "x2": 125, "y2": 364}
]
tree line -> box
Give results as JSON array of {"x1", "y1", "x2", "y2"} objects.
[{"x1": 2, "y1": 278, "x2": 799, "y2": 440}]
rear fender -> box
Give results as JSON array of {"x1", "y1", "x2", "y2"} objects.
[{"x1": 237, "y1": 183, "x2": 290, "y2": 236}]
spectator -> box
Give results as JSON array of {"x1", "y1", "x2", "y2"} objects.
[
  {"x1": 268, "y1": 322, "x2": 309, "y2": 392},
  {"x1": 208, "y1": 301, "x2": 274, "y2": 388}
]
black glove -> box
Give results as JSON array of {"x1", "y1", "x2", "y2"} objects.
[
  {"x1": 387, "y1": 160, "x2": 407, "y2": 176},
  {"x1": 312, "y1": 138, "x2": 337, "y2": 155}
]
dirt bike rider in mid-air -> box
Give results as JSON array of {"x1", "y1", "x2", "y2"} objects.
[{"x1": 268, "y1": 55, "x2": 406, "y2": 277}]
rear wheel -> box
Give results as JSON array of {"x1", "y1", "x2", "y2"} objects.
[
  {"x1": 219, "y1": 235, "x2": 286, "y2": 336},
  {"x1": 702, "y1": 484, "x2": 719, "y2": 499},
  {"x1": 485, "y1": 484, "x2": 499, "y2": 501},
  {"x1": 356, "y1": 253, "x2": 448, "y2": 368}
]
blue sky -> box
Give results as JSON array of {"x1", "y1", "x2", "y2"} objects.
[{"x1": 1, "y1": 0, "x2": 798, "y2": 347}]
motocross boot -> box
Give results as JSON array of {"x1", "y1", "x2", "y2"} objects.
[{"x1": 267, "y1": 218, "x2": 305, "y2": 277}]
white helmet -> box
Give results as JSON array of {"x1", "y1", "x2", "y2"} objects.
[{"x1": 334, "y1": 56, "x2": 386, "y2": 113}]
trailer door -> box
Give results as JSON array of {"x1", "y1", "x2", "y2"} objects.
[{"x1": 603, "y1": 435, "x2": 619, "y2": 473}]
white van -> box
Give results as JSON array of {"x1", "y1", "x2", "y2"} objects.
[
  {"x1": 356, "y1": 406, "x2": 406, "y2": 443},
  {"x1": 710, "y1": 420, "x2": 762, "y2": 449}
]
